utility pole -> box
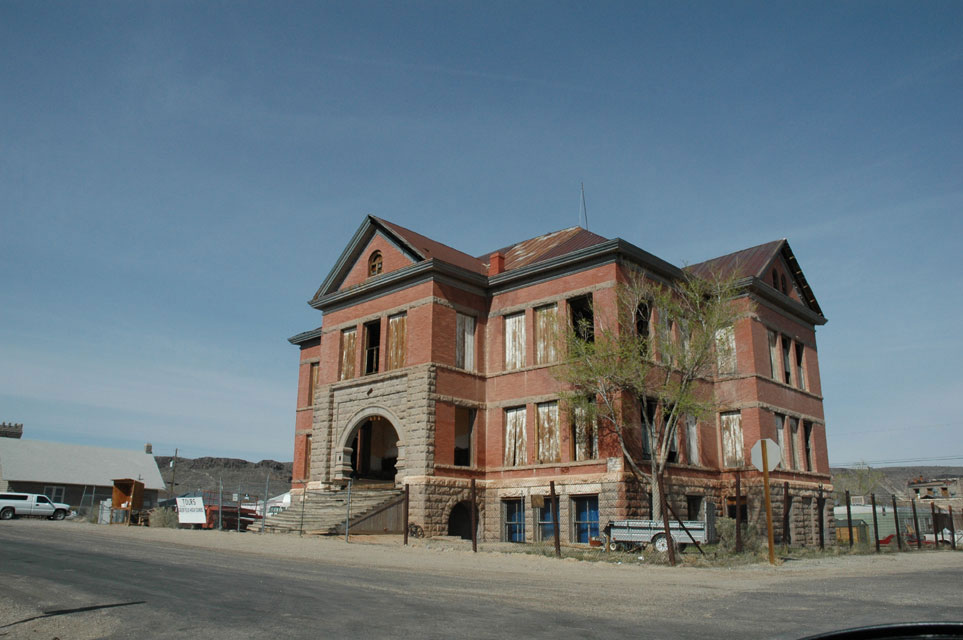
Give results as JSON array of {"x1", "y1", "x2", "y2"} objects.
[
  {"x1": 261, "y1": 471, "x2": 270, "y2": 535},
  {"x1": 169, "y1": 448, "x2": 178, "y2": 499}
]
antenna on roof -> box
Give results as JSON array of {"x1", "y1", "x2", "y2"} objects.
[{"x1": 579, "y1": 182, "x2": 589, "y2": 230}]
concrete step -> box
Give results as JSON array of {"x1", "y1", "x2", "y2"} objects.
[{"x1": 252, "y1": 488, "x2": 403, "y2": 534}]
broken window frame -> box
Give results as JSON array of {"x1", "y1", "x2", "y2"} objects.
[
  {"x1": 572, "y1": 400, "x2": 598, "y2": 462},
  {"x1": 781, "y1": 335, "x2": 793, "y2": 385},
  {"x1": 504, "y1": 312, "x2": 526, "y2": 370},
  {"x1": 789, "y1": 417, "x2": 801, "y2": 470},
  {"x1": 715, "y1": 325, "x2": 736, "y2": 375},
  {"x1": 636, "y1": 301, "x2": 651, "y2": 357},
  {"x1": 685, "y1": 415, "x2": 699, "y2": 466},
  {"x1": 640, "y1": 397, "x2": 658, "y2": 460},
  {"x1": 568, "y1": 294, "x2": 594, "y2": 343},
  {"x1": 774, "y1": 412, "x2": 787, "y2": 469},
  {"x1": 803, "y1": 421, "x2": 813, "y2": 471},
  {"x1": 455, "y1": 313, "x2": 476, "y2": 370},
  {"x1": 453, "y1": 407, "x2": 476, "y2": 467},
  {"x1": 339, "y1": 328, "x2": 357, "y2": 381},
  {"x1": 768, "y1": 329, "x2": 780, "y2": 380},
  {"x1": 363, "y1": 319, "x2": 381, "y2": 376},
  {"x1": 795, "y1": 341, "x2": 807, "y2": 391}
]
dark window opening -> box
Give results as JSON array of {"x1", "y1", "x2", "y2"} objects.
[
  {"x1": 781, "y1": 335, "x2": 792, "y2": 384},
  {"x1": 569, "y1": 295, "x2": 594, "y2": 342},
  {"x1": 772, "y1": 269, "x2": 779, "y2": 289},
  {"x1": 726, "y1": 496, "x2": 748, "y2": 522},
  {"x1": 363, "y1": 320, "x2": 381, "y2": 375},
  {"x1": 453, "y1": 407, "x2": 475, "y2": 467},
  {"x1": 447, "y1": 501, "x2": 477, "y2": 540},
  {"x1": 804, "y1": 422, "x2": 813, "y2": 471},
  {"x1": 795, "y1": 342, "x2": 806, "y2": 390},
  {"x1": 780, "y1": 274, "x2": 788, "y2": 294},
  {"x1": 636, "y1": 302, "x2": 650, "y2": 344},
  {"x1": 686, "y1": 495, "x2": 704, "y2": 521},
  {"x1": 640, "y1": 397, "x2": 658, "y2": 460}
]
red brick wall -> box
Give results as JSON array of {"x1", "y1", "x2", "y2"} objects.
[{"x1": 340, "y1": 233, "x2": 415, "y2": 290}]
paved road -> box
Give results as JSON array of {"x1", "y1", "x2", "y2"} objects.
[{"x1": 1, "y1": 521, "x2": 960, "y2": 639}]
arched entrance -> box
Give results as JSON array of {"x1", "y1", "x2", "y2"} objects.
[
  {"x1": 447, "y1": 501, "x2": 478, "y2": 540},
  {"x1": 348, "y1": 415, "x2": 399, "y2": 482}
]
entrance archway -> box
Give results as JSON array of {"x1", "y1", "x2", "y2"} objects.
[
  {"x1": 348, "y1": 415, "x2": 399, "y2": 482},
  {"x1": 447, "y1": 501, "x2": 478, "y2": 540}
]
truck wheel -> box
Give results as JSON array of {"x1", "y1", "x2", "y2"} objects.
[
  {"x1": 652, "y1": 534, "x2": 674, "y2": 553},
  {"x1": 0, "y1": 508, "x2": 13, "y2": 520},
  {"x1": 52, "y1": 509, "x2": 66, "y2": 521}
]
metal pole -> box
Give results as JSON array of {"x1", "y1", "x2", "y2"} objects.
[
  {"x1": 761, "y1": 441, "x2": 776, "y2": 565},
  {"x1": 550, "y1": 481, "x2": 561, "y2": 558},
  {"x1": 170, "y1": 448, "x2": 178, "y2": 499},
  {"x1": 261, "y1": 471, "x2": 270, "y2": 535},
  {"x1": 911, "y1": 499, "x2": 921, "y2": 550},
  {"x1": 930, "y1": 502, "x2": 939, "y2": 548},
  {"x1": 734, "y1": 473, "x2": 743, "y2": 553},
  {"x1": 218, "y1": 477, "x2": 223, "y2": 531},
  {"x1": 298, "y1": 488, "x2": 307, "y2": 537},
  {"x1": 403, "y1": 484, "x2": 410, "y2": 546},
  {"x1": 871, "y1": 494, "x2": 880, "y2": 553},
  {"x1": 817, "y1": 486, "x2": 824, "y2": 550},
  {"x1": 237, "y1": 483, "x2": 241, "y2": 533},
  {"x1": 892, "y1": 495, "x2": 902, "y2": 551},
  {"x1": 470, "y1": 479, "x2": 478, "y2": 553},
  {"x1": 949, "y1": 506, "x2": 957, "y2": 551},
  {"x1": 846, "y1": 490, "x2": 853, "y2": 548},
  {"x1": 344, "y1": 478, "x2": 352, "y2": 543},
  {"x1": 782, "y1": 481, "x2": 791, "y2": 548}
]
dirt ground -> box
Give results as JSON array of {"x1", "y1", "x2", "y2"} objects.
[{"x1": 2, "y1": 520, "x2": 962, "y2": 639}]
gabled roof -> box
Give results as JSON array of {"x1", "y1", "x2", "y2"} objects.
[
  {"x1": 687, "y1": 239, "x2": 823, "y2": 317},
  {"x1": 375, "y1": 217, "x2": 487, "y2": 275},
  {"x1": 482, "y1": 226, "x2": 610, "y2": 272},
  {"x1": 0, "y1": 439, "x2": 166, "y2": 490}
]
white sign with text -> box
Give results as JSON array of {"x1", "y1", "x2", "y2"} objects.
[{"x1": 176, "y1": 497, "x2": 207, "y2": 524}]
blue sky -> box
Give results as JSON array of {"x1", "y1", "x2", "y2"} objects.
[{"x1": 1, "y1": 2, "x2": 960, "y2": 465}]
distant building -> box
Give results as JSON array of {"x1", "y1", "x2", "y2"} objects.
[
  {"x1": 0, "y1": 439, "x2": 166, "y2": 509},
  {"x1": 289, "y1": 216, "x2": 833, "y2": 544},
  {"x1": 0, "y1": 422, "x2": 24, "y2": 439},
  {"x1": 909, "y1": 476, "x2": 961, "y2": 501}
]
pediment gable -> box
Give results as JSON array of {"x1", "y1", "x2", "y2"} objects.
[
  {"x1": 312, "y1": 217, "x2": 422, "y2": 301},
  {"x1": 760, "y1": 242, "x2": 823, "y2": 317}
]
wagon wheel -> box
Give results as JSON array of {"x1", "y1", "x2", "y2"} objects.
[{"x1": 407, "y1": 523, "x2": 425, "y2": 539}]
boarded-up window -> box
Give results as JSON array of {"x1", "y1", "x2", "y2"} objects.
[
  {"x1": 768, "y1": 330, "x2": 780, "y2": 379},
  {"x1": 572, "y1": 402, "x2": 598, "y2": 461},
  {"x1": 685, "y1": 415, "x2": 699, "y2": 466},
  {"x1": 339, "y1": 328, "x2": 356, "y2": 380},
  {"x1": 504, "y1": 407, "x2": 527, "y2": 466},
  {"x1": 774, "y1": 413, "x2": 787, "y2": 469},
  {"x1": 536, "y1": 401, "x2": 560, "y2": 463},
  {"x1": 721, "y1": 411, "x2": 744, "y2": 467},
  {"x1": 795, "y1": 342, "x2": 807, "y2": 390},
  {"x1": 789, "y1": 417, "x2": 800, "y2": 469},
  {"x1": 534, "y1": 304, "x2": 558, "y2": 365},
  {"x1": 781, "y1": 335, "x2": 792, "y2": 384},
  {"x1": 504, "y1": 312, "x2": 526, "y2": 370},
  {"x1": 307, "y1": 362, "x2": 319, "y2": 406},
  {"x1": 303, "y1": 434, "x2": 312, "y2": 479},
  {"x1": 715, "y1": 325, "x2": 736, "y2": 375},
  {"x1": 455, "y1": 313, "x2": 475, "y2": 370},
  {"x1": 386, "y1": 313, "x2": 407, "y2": 370}
]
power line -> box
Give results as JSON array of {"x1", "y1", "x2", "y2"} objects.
[
  {"x1": 840, "y1": 420, "x2": 963, "y2": 436},
  {"x1": 832, "y1": 454, "x2": 963, "y2": 467}
]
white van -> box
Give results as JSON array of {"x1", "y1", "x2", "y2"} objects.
[{"x1": 0, "y1": 492, "x2": 71, "y2": 520}]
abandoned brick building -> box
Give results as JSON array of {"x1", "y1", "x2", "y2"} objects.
[{"x1": 288, "y1": 215, "x2": 833, "y2": 545}]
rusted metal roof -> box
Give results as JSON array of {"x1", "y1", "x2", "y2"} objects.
[
  {"x1": 687, "y1": 240, "x2": 784, "y2": 280},
  {"x1": 482, "y1": 227, "x2": 610, "y2": 272},
  {"x1": 373, "y1": 217, "x2": 488, "y2": 275}
]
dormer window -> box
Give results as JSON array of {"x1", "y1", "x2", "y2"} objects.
[{"x1": 368, "y1": 251, "x2": 383, "y2": 276}]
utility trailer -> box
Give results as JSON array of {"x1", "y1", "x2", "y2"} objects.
[{"x1": 604, "y1": 507, "x2": 717, "y2": 552}]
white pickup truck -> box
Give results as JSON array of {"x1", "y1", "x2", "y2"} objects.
[{"x1": 0, "y1": 492, "x2": 71, "y2": 521}]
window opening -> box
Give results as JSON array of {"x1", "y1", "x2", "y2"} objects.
[
  {"x1": 795, "y1": 342, "x2": 806, "y2": 390},
  {"x1": 721, "y1": 411, "x2": 744, "y2": 467},
  {"x1": 715, "y1": 325, "x2": 736, "y2": 375},
  {"x1": 307, "y1": 362, "x2": 319, "y2": 406},
  {"x1": 303, "y1": 434, "x2": 312, "y2": 479},
  {"x1": 640, "y1": 398, "x2": 658, "y2": 460},
  {"x1": 789, "y1": 418, "x2": 801, "y2": 469},
  {"x1": 455, "y1": 313, "x2": 475, "y2": 370},
  {"x1": 772, "y1": 269, "x2": 779, "y2": 289},
  {"x1": 536, "y1": 401, "x2": 560, "y2": 463},
  {"x1": 572, "y1": 495, "x2": 599, "y2": 543},
  {"x1": 781, "y1": 335, "x2": 793, "y2": 384},
  {"x1": 368, "y1": 251, "x2": 383, "y2": 276},
  {"x1": 504, "y1": 312, "x2": 526, "y2": 370},
  {"x1": 43, "y1": 486, "x2": 65, "y2": 503},
  {"x1": 534, "y1": 304, "x2": 559, "y2": 365},
  {"x1": 453, "y1": 407, "x2": 475, "y2": 467},
  {"x1": 780, "y1": 274, "x2": 788, "y2": 294},
  {"x1": 339, "y1": 328, "x2": 357, "y2": 380},
  {"x1": 386, "y1": 313, "x2": 406, "y2": 370},
  {"x1": 569, "y1": 295, "x2": 594, "y2": 342},
  {"x1": 686, "y1": 495, "x2": 703, "y2": 521},
  {"x1": 774, "y1": 413, "x2": 787, "y2": 469},
  {"x1": 726, "y1": 495, "x2": 748, "y2": 522},
  {"x1": 504, "y1": 499, "x2": 525, "y2": 542},
  {"x1": 363, "y1": 320, "x2": 381, "y2": 375},
  {"x1": 768, "y1": 330, "x2": 780, "y2": 379},
  {"x1": 503, "y1": 407, "x2": 527, "y2": 466},
  {"x1": 804, "y1": 422, "x2": 813, "y2": 471},
  {"x1": 636, "y1": 302, "x2": 651, "y2": 356}
]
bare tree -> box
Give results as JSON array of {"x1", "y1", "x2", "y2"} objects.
[{"x1": 556, "y1": 268, "x2": 747, "y2": 563}]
